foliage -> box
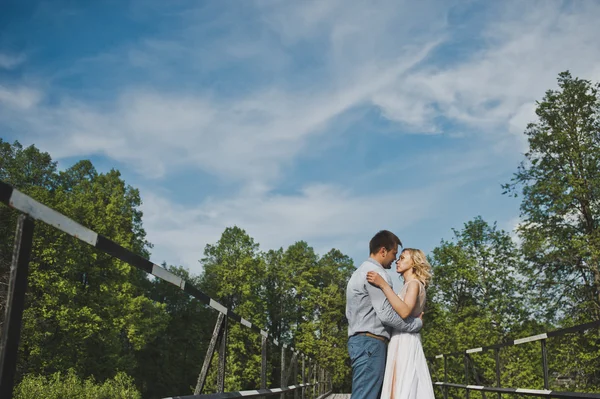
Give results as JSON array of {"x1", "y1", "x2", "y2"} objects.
[
  {"x1": 503, "y1": 71, "x2": 600, "y2": 322},
  {"x1": 198, "y1": 231, "x2": 354, "y2": 392},
  {"x1": 14, "y1": 369, "x2": 141, "y2": 399},
  {"x1": 0, "y1": 140, "x2": 168, "y2": 392},
  {"x1": 133, "y1": 265, "x2": 213, "y2": 397}
]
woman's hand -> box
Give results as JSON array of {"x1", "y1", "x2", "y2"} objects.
[{"x1": 366, "y1": 271, "x2": 386, "y2": 288}]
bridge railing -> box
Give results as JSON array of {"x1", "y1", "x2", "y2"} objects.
[
  {"x1": 429, "y1": 320, "x2": 600, "y2": 398},
  {"x1": 0, "y1": 180, "x2": 332, "y2": 399}
]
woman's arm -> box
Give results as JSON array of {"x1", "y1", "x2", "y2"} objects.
[{"x1": 366, "y1": 272, "x2": 419, "y2": 319}]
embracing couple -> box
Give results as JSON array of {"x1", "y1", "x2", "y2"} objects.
[{"x1": 346, "y1": 230, "x2": 434, "y2": 399}]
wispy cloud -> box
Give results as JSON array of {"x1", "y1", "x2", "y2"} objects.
[
  {"x1": 0, "y1": 85, "x2": 42, "y2": 109},
  {"x1": 6, "y1": 1, "x2": 599, "y2": 184},
  {"x1": 141, "y1": 181, "x2": 446, "y2": 271},
  {"x1": 0, "y1": 53, "x2": 26, "y2": 70},
  {"x1": 2, "y1": 42, "x2": 441, "y2": 181},
  {"x1": 1, "y1": 0, "x2": 599, "y2": 270}
]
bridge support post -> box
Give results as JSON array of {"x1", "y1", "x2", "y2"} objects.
[
  {"x1": 281, "y1": 346, "x2": 286, "y2": 399},
  {"x1": 261, "y1": 335, "x2": 267, "y2": 391},
  {"x1": 293, "y1": 353, "x2": 299, "y2": 399},
  {"x1": 541, "y1": 339, "x2": 549, "y2": 390},
  {"x1": 309, "y1": 359, "x2": 314, "y2": 399},
  {"x1": 443, "y1": 356, "x2": 448, "y2": 399},
  {"x1": 301, "y1": 355, "x2": 305, "y2": 399},
  {"x1": 494, "y1": 349, "x2": 501, "y2": 399},
  {"x1": 313, "y1": 364, "x2": 317, "y2": 398},
  {"x1": 316, "y1": 367, "x2": 320, "y2": 397},
  {"x1": 217, "y1": 316, "x2": 228, "y2": 393},
  {"x1": 319, "y1": 367, "x2": 323, "y2": 396},
  {"x1": 315, "y1": 366, "x2": 318, "y2": 397},
  {"x1": 464, "y1": 354, "x2": 470, "y2": 399},
  {"x1": 0, "y1": 215, "x2": 34, "y2": 399},
  {"x1": 195, "y1": 312, "x2": 226, "y2": 395}
]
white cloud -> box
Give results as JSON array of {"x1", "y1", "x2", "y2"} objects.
[
  {"x1": 501, "y1": 216, "x2": 523, "y2": 246},
  {"x1": 369, "y1": 1, "x2": 600, "y2": 141},
  {"x1": 140, "y1": 181, "x2": 445, "y2": 273},
  {"x1": 508, "y1": 102, "x2": 536, "y2": 150},
  {"x1": 3, "y1": 2, "x2": 600, "y2": 182},
  {"x1": 3, "y1": 39, "x2": 439, "y2": 181},
  {"x1": 0, "y1": 53, "x2": 25, "y2": 70},
  {"x1": 0, "y1": 85, "x2": 42, "y2": 109},
  {"x1": 7, "y1": 1, "x2": 599, "y2": 185}
]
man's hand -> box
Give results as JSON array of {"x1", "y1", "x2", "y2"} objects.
[{"x1": 419, "y1": 312, "x2": 424, "y2": 322}]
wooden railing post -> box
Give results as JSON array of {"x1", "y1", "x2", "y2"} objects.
[
  {"x1": 217, "y1": 316, "x2": 228, "y2": 393},
  {"x1": 0, "y1": 216, "x2": 34, "y2": 399},
  {"x1": 319, "y1": 367, "x2": 323, "y2": 396},
  {"x1": 314, "y1": 362, "x2": 317, "y2": 399},
  {"x1": 281, "y1": 346, "x2": 286, "y2": 399},
  {"x1": 464, "y1": 354, "x2": 470, "y2": 399},
  {"x1": 309, "y1": 359, "x2": 314, "y2": 399},
  {"x1": 495, "y1": 349, "x2": 501, "y2": 399},
  {"x1": 261, "y1": 335, "x2": 267, "y2": 391},
  {"x1": 443, "y1": 356, "x2": 448, "y2": 399},
  {"x1": 294, "y1": 353, "x2": 299, "y2": 399},
  {"x1": 301, "y1": 355, "x2": 306, "y2": 399},
  {"x1": 541, "y1": 339, "x2": 549, "y2": 390}
]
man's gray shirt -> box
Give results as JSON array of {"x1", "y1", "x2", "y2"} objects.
[{"x1": 346, "y1": 258, "x2": 422, "y2": 339}]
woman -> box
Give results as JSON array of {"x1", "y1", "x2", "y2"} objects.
[{"x1": 366, "y1": 248, "x2": 435, "y2": 399}]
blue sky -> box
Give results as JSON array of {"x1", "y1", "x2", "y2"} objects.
[{"x1": 2, "y1": 0, "x2": 600, "y2": 283}]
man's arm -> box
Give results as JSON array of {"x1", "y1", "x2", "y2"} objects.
[{"x1": 366, "y1": 280, "x2": 422, "y2": 333}]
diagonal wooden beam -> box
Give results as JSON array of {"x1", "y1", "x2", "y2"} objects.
[
  {"x1": 284, "y1": 351, "x2": 298, "y2": 385},
  {"x1": 194, "y1": 312, "x2": 226, "y2": 395}
]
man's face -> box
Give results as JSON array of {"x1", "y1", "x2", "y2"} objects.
[{"x1": 381, "y1": 245, "x2": 399, "y2": 269}]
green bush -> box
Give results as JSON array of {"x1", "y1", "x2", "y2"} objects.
[{"x1": 15, "y1": 369, "x2": 141, "y2": 399}]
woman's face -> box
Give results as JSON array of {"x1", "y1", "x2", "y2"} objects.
[{"x1": 395, "y1": 250, "x2": 413, "y2": 274}]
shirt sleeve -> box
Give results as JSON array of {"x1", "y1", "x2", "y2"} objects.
[{"x1": 366, "y1": 274, "x2": 423, "y2": 333}]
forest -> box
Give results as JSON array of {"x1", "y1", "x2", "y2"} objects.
[{"x1": 1, "y1": 72, "x2": 599, "y2": 398}]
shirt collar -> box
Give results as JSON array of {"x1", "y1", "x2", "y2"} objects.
[{"x1": 365, "y1": 257, "x2": 385, "y2": 269}]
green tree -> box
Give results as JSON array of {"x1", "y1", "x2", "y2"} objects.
[
  {"x1": 199, "y1": 226, "x2": 268, "y2": 392},
  {"x1": 199, "y1": 229, "x2": 356, "y2": 393},
  {"x1": 429, "y1": 217, "x2": 528, "y2": 334},
  {"x1": 282, "y1": 241, "x2": 319, "y2": 340},
  {"x1": 0, "y1": 140, "x2": 57, "y2": 329},
  {"x1": 0, "y1": 140, "x2": 169, "y2": 389},
  {"x1": 424, "y1": 217, "x2": 532, "y2": 396},
  {"x1": 263, "y1": 247, "x2": 294, "y2": 345},
  {"x1": 135, "y1": 265, "x2": 213, "y2": 398},
  {"x1": 19, "y1": 161, "x2": 169, "y2": 381},
  {"x1": 312, "y1": 249, "x2": 354, "y2": 391},
  {"x1": 503, "y1": 71, "x2": 600, "y2": 322}
]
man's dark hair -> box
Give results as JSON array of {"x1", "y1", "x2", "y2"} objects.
[{"x1": 369, "y1": 230, "x2": 402, "y2": 255}]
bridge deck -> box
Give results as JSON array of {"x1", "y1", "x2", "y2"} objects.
[{"x1": 327, "y1": 394, "x2": 351, "y2": 399}]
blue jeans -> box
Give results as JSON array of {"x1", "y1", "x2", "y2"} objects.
[{"x1": 348, "y1": 334, "x2": 387, "y2": 399}]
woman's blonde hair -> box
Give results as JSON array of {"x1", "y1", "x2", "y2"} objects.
[{"x1": 403, "y1": 248, "x2": 432, "y2": 287}]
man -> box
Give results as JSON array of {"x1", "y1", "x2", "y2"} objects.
[{"x1": 346, "y1": 230, "x2": 423, "y2": 399}]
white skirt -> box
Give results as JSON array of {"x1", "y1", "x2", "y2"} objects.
[{"x1": 380, "y1": 332, "x2": 435, "y2": 399}]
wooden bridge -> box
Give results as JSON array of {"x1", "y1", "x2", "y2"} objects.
[{"x1": 1, "y1": 180, "x2": 599, "y2": 399}]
